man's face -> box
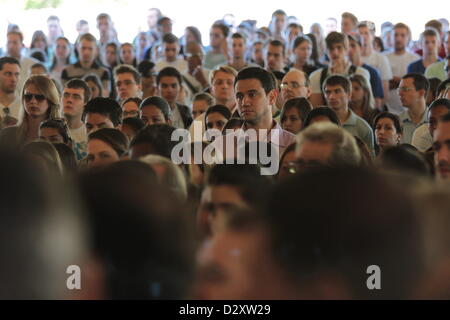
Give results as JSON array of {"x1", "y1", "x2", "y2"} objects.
[
  {"x1": 192, "y1": 99, "x2": 208, "y2": 119},
  {"x1": 147, "y1": 9, "x2": 159, "y2": 29},
  {"x1": 158, "y1": 76, "x2": 180, "y2": 104},
  {"x1": 115, "y1": 72, "x2": 140, "y2": 100},
  {"x1": 97, "y1": 17, "x2": 110, "y2": 36},
  {"x1": 281, "y1": 70, "x2": 310, "y2": 101},
  {"x1": 211, "y1": 71, "x2": 235, "y2": 103},
  {"x1": 293, "y1": 41, "x2": 311, "y2": 62},
  {"x1": 295, "y1": 140, "x2": 334, "y2": 169},
  {"x1": 273, "y1": 14, "x2": 286, "y2": 34},
  {"x1": 47, "y1": 19, "x2": 60, "y2": 38},
  {"x1": 141, "y1": 76, "x2": 157, "y2": 98},
  {"x1": 429, "y1": 105, "x2": 450, "y2": 138},
  {"x1": 163, "y1": 42, "x2": 179, "y2": 62},
  {"x1": 394, "y1": 27, "x2": 409, "y2": 51},
  {"x1": 231, "y1": 38, "x2": 245, "y2": 60},
  {"x1": 160, "y1": 20, "x2": 172, "y2": 35},
  {"x1": 433, "y1": 121, "x2": 450, "y2": 180},
  {"x1": 252, "y1": 43, "x2": 263, "y2": 65},
  {"x1": 327, "y1": 42, "x2": 347, "y2": 62},
  {"x1": 62, "y1": 87, "x2": 85, "y2": 119},
  {"x1": 324, "y1": 84, "x2": 350, "y2": 111},
  {"x1": 265, "y1": 44, "x2": 284, "y2": 71},
  {"x1": 0, "y1": 63, "x2": 20, "y2": 94},
  {"x1": 235, "y1": 78, "x2": 276, "y2": 124},
  {"x1": 398, "y1": 77, "x2": 421, "y2": 108},
  {"x1": 78, "y1": 39, "x2": 97, "y2": 64},
  {"x1": 85, "y1": 112, "x2": 114, "y2": 134},
  {"x1": 341, "y1": 18, "x2": 355, "y2": 34},
  {"x1": 423, "y1": 35, "x2": 439, "y2": 56},
  {"x1": 105, "y1": 45, "x2": 117, "y2": 66},
  {"x1": 287, "y1": 26, "x2": 301, "y2": 43},
  {"x1": 210, "y1": 27, "x2": 225, "y2": 48},
  {"x1": 7, "y1": 34, "x2": 23, "y2": 58},
  {"x1": 358, "y1": 26, "x2": 373, "y2": 48}
]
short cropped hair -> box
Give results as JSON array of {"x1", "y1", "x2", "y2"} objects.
[
  {"x1": 83, "y1": 97, "x2": 122, "y2": 126},
  {"x1": 325, "y1": 31, "x2": 348, "y2": 50},
  {"x1": 323, "y1": 74, "x2": 352, "y2": 94},
  {"x1": 235, "y1": 67, "x2": 276, "y2": 94},
  {"x1": 65, "y1": 78, "x2": 92, "y2": 103},
  {"x1": 162, "y1": 33, "x2": 179, "y2": 44},
  {"x1": 0, "y1": 57, "x2": 20, "y2": 70},
  {"x1": 79, "y1": 33, "x2": 97, "y2": 43},
  {"x1": 156, "y1": 67, "x2": 182, "y2": 85},
  {"x1": 402, "y1": 73, "x2": 430, "y2": 96},
  {"x1": 211, "y1": 22, "x2": 229, "y2": 38},
  {"x1": 114, "y1": 64, "x2": 141, "y2": 84}
]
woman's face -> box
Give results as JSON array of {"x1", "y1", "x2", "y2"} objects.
[
  {"x1": 281, "y1": 107, "x2": 303, "y2": 134},
  {"x1": 120, "y1": 44, "x2": 135, "y2": 65},
  {"x1": 56, "y1": 39, "x2": 70, "y2": 59},
  {"x1": 87, "y1": 80, "x2": 101, "y2": 98},
  {"x1": 87, "y1": 138, "x2": 120, "y2": 169},
  {"x1": 39, "y1": 127, "x2": 65, "y2": 144},
  {"x1": 351, "y1": 81, "x2": 365, "y2": 104},
  {"x1": 24, "y1": 83, "x2": 49, "y2": 118},
  {"x1": 294, "y1": 41, "x2": 311, "y2": 62},
  {"x1": 375, "y1": 117, "x2": 400, "y2": 149},
  {"x1": 206, "y1": 112, "x2": 228, "y2": 131},
  {"x1": 34, "y1": 37, "x2": 46, "y2": 51}
]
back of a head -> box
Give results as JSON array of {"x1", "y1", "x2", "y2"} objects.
[
  {"x1": 130, "y1": 124, "x2": 177, "y2": 159},
  {"x1": 378, "y1": 144, "x2": 431, "y2": 177},
  {"x1": 77, "y1": 161, "x2": 194, "y2": 299},
  {"x1": 0, "y1": 149, "x2": 88, "y2": 299},
  {"x1": 266, "y1": 167, "x2": 424, "y2": 299}
]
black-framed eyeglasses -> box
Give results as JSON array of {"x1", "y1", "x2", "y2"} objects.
[{"x1": 24, "y1": 93, "x2": 46, "y2": 102}]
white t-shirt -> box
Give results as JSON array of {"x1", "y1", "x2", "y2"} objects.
[
  {"x1": 384, "y1": 51, "x2": 420, "y2": 115},
  {"x1": 411, "y1": 123, "x2": 432, "y2": 152},
  {"x1": 310, "y1": 64, "x2": 371, "y2": 94},
  {"x1": 0, "y1": 96, "x2": 21, "y2": 120},
  {"x1": 155, "y1": 58, "x2": 188, "y2": 74},
  {"x1": 361, "y1": 51, "x2": 393, "y2": 81},
  {"x1": 70, "y1": 124, "x2": 87, "y2": 161}
]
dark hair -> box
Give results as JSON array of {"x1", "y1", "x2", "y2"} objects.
[
  {"x1": 281, "y1": 97, "x2": 313, "y2": 125},
  {"x1": 266, "y1": 39, "x2": 286, "y2": 56},
  {"x1": 372, "y1": 112, "x2": 403, "y2": 134},
  {"x1": 425, "y1": 19, "x2": 443, "y2": 34},
  {"x1": 122, "y1": 117, "x2": 145, "y2": 133},
  {"x1": 30, "y1": 50, "x2": 46, "y2": 63},
  {"x1": 31, "y1": 62, "x2": 47, "y2": 72},
  {"x1": 303, "y1": 107, "x2": 341, "y2": 128},
  {"x1": 137, "y1": 60, "x2": 156, "y2": 78},
  {"x1": 49, "y1": 37, "x2": 71, "y2": 72},
  {"x1": 157, "y1": 16, "x2": 171, "y2": 26},
  {"x1": 30, "y1": 30, "x2": 48, "y2": 56},
  {"x1": 185, "y1": 26, "x2": 203, "y2": 46},
  {"x1": 441, "y1": 112, "x2": 450, "y2": 123},
  {"x1": 272, "y1": 70, "x2": 285, "y2": 83},
  {"x1": 53, "y1": 143, "x2": 77, "y2": 174},
  {"x1": 323, "y1": 74, "x2": 352, "y2": 94},
  {"x1": 272, "y1": 9, "x2": 287, "y2": 17},
  {"x1": 428, "y1": 98, "x2": 450, "y2": 113},
  {"x1": 65, "y1": 78, "x2": 92, "y2": 103},
  {"x1": 293, "y1": 35, "x2": 312, "y2": 50},
  {"x1": 379, "y1": 144, "x2": 431, "y2": 176},
  {"x1": 162, "y1": 33, "x2": 178, "y2": 44},
  {"x1": 204, "y1": 104, "x2": 232, "y2": 127},
  {"x1": 428, "y1": 78, "x2": 442, "y2": 102},
  {"x1": 211, "y1": 22, "x2": 229, "y2": 38},
  {"x1": 79, "y1": 32, "x2": 97, "y2": 44},
  {"x1": 437, "y1": 78, "x2": 450, "y2": 97},
  {"x1": 222, "y1": 118, "x2": 244, "y2": 133},
  {"x1": 114, "y1": 64, "x2": 141, "y2": 84},
  {"x1": 374, "y1": 36, "x2": 384, "y2": 52},
  {"x1": 140, "y1": 96, "x2": 171, "y2": 121},
  {"x1": 325, "y1": 31, "x2": 347, "y2": 50},
  {"x1": 130, "y1": 124, "x2": 177, "y2": 159},
  {"x1": 88, "y1": 128, "x2": 129, "y2": 157},
  {"x1": 0, "y1": 57, "x2": 20, "y2": 70},
  {"x1": 156, "y1": 67, "x2": 182, "y2": 86},
  {"x1": 402, "y1": 73, "x2": 430, "y2": 97},
  {"x1": 235, "y1": 67, "x2": 276, "y2": 94},
  {"x1": 83, "y1": 97, "x2": 122, "y2": 126},
  {"x1": 39, "y1": 118, "x2": 72, "y2": 144},
  {"x1": 82, "y1": 74, "x2": 103, "y2": 98},
  {"x1": 305, "y1": 33, "x2": 320, "y2": 64}
]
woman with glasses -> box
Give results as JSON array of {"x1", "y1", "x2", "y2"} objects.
[{"x1": 1, "y1": 75, "x2": 61, "y2": 146}]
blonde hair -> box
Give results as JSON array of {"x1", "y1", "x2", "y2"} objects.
[
  {"x1": 17, "y1": 75, "x2": 61, "y2": 141},
  {"x1": 209, "y1": 65, "x2": 238, "y2": 86}
]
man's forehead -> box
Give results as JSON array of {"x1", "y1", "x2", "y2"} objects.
[
  {"x1": 87, "y1": 113, "x2": 109, "y2": 121},
  {"x1": 436, "y1": 122, "x2": 450, "y2": 138},
  {"x1": 235, "y1": 78, "x2": 263, "y2": 91},
  {"x1": 64, "y1": 87, "x2": 84, "y2": 94},
  {"x1": 2, "y1": 63, "x2": 20, "y2": 71},
  {"x1": 283, "y1": 71, "x2": 304, "y2": 83},
  {"x1": 214, "y1": 72, "x2": 235, "y2": 82},
  {"x1": 160, "y1": 76, "x2": 178, "y2": 84}
]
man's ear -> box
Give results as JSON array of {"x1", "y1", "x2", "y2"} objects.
[{"x1": 268, "y1": 88, "x2": 278, "y2": 106}]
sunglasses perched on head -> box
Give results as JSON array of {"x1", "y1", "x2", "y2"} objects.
[{"x1": 24, "y1": 93, "x2": 46, "y2": 102}]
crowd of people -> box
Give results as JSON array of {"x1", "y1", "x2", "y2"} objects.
[{"x1": 1, "y1": 8, "x2": 450, "y2": 299}]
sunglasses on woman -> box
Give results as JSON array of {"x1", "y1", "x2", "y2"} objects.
[{"x1": 24, "y1": 93, "x2": 46, "y2": 102}]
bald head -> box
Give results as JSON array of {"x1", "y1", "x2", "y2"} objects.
[{"x1": 280, "y1": 69, "x2": 311, "y2": 104}]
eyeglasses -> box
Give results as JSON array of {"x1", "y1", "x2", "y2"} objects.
[
  {"x1": 397, "y1": 87, "x2": 415, "y2": 92},
  {"x1": 280, "y1": 82, "x2": 305, "y2": 90},
  {"x1": 24, "y1": 93, "x2": 46, "y2": 102}
]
